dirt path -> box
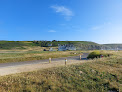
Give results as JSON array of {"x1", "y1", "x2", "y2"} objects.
[{"x1": 0, "y1": 53, "x2": 89, "y2": 76}]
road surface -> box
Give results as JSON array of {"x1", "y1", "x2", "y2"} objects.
[{"x1": 0, "y1": 53, "x2": 89, "y2": 76}]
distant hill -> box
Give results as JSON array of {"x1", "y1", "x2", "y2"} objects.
[
  {"x1": 0, "y1": 41, "x2": 110, "y2": 50},
  {"x1": 103, "y1": 44, "x2": 122, "y2": 50}
]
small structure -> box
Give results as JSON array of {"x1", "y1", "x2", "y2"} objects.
[
  {"x1": 48, "y1": 44, "x2": 52, "y2": 47},
  {"x1": 49, "y1": 48, "x2": 56, "y2": 51},
  {"x1": 58, "y1": 44, "x2": 76, "y2": 51}
]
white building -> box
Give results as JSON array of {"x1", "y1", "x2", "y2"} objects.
[
  {"x1": 58, "y1": 44, "x2": 76, "y2": 51},
  {"x1": 48, "y1": 44, "x2": 52, "y2": 46}
]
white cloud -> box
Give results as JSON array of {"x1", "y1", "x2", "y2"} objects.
[
  {"x1": 51, "y1": 5, "x2": 74, "y2": 20},
  {"x1": 48, "y1": 30, "x2": 56, "y2": 33}
]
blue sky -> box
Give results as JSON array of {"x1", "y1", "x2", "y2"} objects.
[{"x1": 0, "y1": 0, "x2": 122, "y2": 44}]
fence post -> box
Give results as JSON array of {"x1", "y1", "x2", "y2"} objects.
[
  {"x1": 80, "y1": 55, "x2": 82, "y2": 60},
  {"x1": 49, "y1": 58, "x2": 51, "y2": 63},
  {"x1": 65, "y1": 59, "x2": 67, "y2": 65}
]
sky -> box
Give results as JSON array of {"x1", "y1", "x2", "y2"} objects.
[{"x1": 0, "y1": 0, "x2": 122, "y2": 44}]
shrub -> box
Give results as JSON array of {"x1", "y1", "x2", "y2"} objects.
[
  {"x1": 87, "y1": 51, "x2": 101, "y2": 59},
  {"x1": 87, "y1": 51, "x2": 112, "y2": 59}
]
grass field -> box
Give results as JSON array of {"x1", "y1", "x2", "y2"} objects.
[
  {"x1": 0, "y1": 51, "x2": 82, "y2": 63},
  {"x1": 0, "y1": 48, "x2": 83, "y2": 63},
  {"x1": 0, "y1": 51, "x2": 121, "y2": 92}
]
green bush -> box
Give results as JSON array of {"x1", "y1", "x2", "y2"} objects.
[
  {"x1": 87, "y1": 51, "x2": 101, "y2": 59},
  {"x1": 87, "y1": 51, "x2": 111, "y2": 59}
]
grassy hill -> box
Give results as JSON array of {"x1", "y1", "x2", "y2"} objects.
[
  {"x1": 0, "y1": 41, "x2": 32, "y2": 49},
  {"x1": 0, "y1": 41, "x2": 107, "y2": 50}
]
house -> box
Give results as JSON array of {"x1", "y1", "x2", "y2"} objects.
[
  {"x1": 58, "y1": 44, "x2": 76, "y2": 51},
  {"x1": 48, "y1": 44, "x2": 52, "y2": 46},
  {"x1": 49, "y1": 47, "x2": 56, "y2": 51}
]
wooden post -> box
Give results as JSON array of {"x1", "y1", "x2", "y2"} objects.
[
  {"x1": 49, "y1": 58, "x2": 51, "y2": 63},
  {"x1": 79, "y1": 55, "x2": 81, "y2": 60},
  {"x1": 65, "y1": 59, "x2": 67, "y2": 65}
]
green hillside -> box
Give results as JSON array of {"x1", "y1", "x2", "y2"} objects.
[
  {"x1": 0, "y1": 41, "x2": 108, "y2": 50},
  {"x1": 0, "y1": 41, "x2": 35, "y2": 49}
]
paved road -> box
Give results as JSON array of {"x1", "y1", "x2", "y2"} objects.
[{"x1": 0, "y1": 53, "x2": 89, "y2": 68}]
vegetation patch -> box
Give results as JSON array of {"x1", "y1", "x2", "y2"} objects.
[
  {"x1": 0, "y1": 41, "x2": 109, "y2": 50},
  {"x1": 0, "y1": 51, "x2": 121, "y2": 92},
  {"x1": 87, "y1": 51, "x2": 112, "y2": 59},
  {"x1": 0, "y1": 51, "x2": 82, "y2": 63}
]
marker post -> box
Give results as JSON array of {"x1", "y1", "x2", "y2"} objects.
[
  {"x1": 49, "y1": 58, "x2": 51, "y2": 63},
  {"x1": 65, "y1": 59, "x2": 67, "y2": 65},
  {"x1": 80, "y1": 55, "x2": 82, "y2": 60}
]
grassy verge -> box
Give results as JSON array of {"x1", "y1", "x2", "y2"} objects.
[
  {"x1": 0, "y1": 51, "x2": 121, "y2": 92},
  {"x1": 0, "y1": 51, "x2": 82, "y2": 63}
]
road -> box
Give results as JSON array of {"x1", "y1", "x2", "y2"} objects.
[{"x1": 0, "y1": 53, "x2": 89, "y2": 76}]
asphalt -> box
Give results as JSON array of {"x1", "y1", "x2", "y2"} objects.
[{"x1": 0, "y1": 53, "x2": 89, "y2": 68}]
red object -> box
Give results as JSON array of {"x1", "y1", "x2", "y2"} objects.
[{"x1": 101, "y1": 55, "x2": 103, "y2": 58}]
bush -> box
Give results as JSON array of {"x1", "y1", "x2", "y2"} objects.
[
  {"x1": 87, "y1": 51, "x2": 101, "y2": 59},
  {"x1": 87, "y1": 51, "x2": 112, "y2": 59}
]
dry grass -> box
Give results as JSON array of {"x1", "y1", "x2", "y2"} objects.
[
  {"x1": 0, "y1": 49, "x2": 82, "y2": 63},
  {"x1": 0, "y1": 46, "x2": 58, "y2": 52}
]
